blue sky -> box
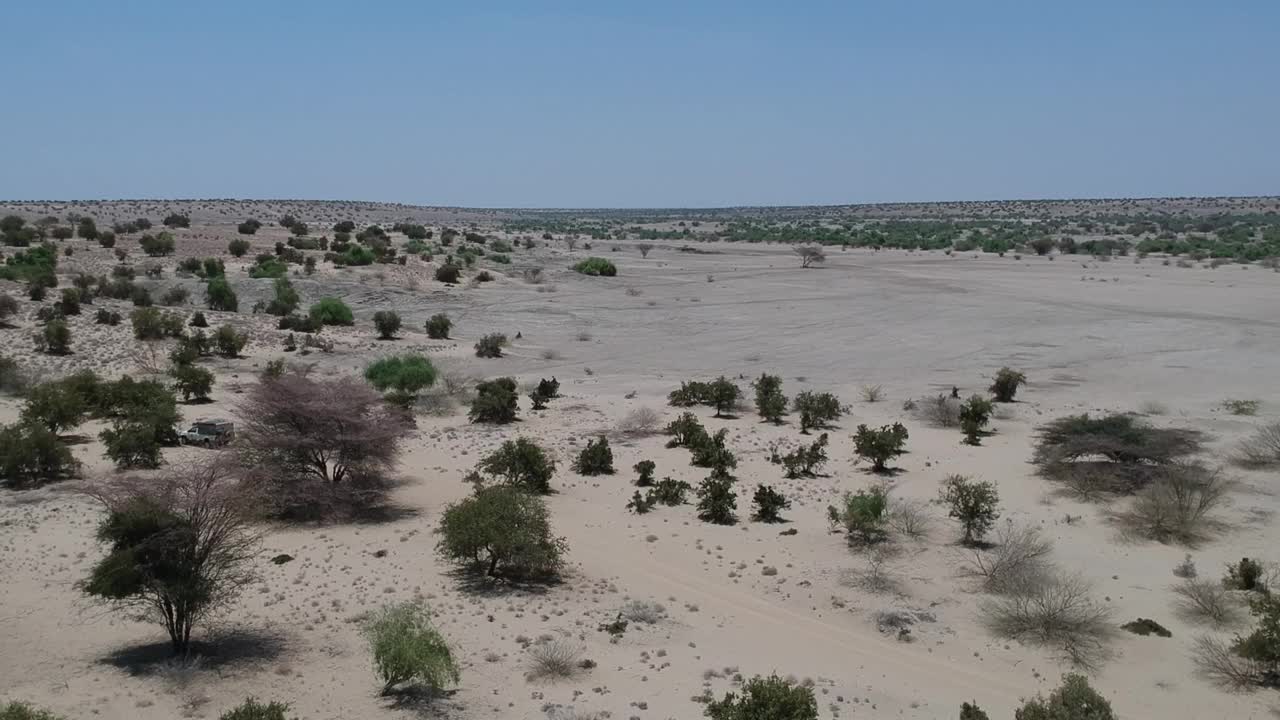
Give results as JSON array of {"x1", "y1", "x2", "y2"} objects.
[{"x1": 3, "y1": 1, "x2": 1276, "y2": 207}]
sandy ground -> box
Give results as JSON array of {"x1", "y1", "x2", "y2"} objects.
[{"x1": 2, "y1": 238, "x2": 1279, "y2": 719}]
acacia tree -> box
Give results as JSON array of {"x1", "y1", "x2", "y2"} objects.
[
  {"x1": 236, "y1": 372, "x2": 409, "y2": 518},
  {"x1": 82, "y1": 463, "x2": 259, "y2": 655},
  {"x1": 795, "y1": 245, "x2": 826, "y2": 268}
]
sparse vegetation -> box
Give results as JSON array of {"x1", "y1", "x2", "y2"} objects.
[
  {"x1": 704, "y1": 673, "x2": 818, "y2": 720},
  {"x1": 573, "y1": 257, "x2": 617, "y2": 276},
  {"x1": 990, "y1": 367, "x2": 1027, "y2": 402},
  {"x1": 960, "y1": 395, "x2": 993, "y2": 445},
  {"x1": 425, "y1": 313, "x2": 452, "y2": 339},
  {"x1": 474, "y1": 333, "x2": 506, "y2": 358}
]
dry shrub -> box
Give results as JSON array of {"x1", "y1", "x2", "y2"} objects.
[
  {"x1": 616, "y1": 406, "x2": 661, "y2": 436},
  {"x1": 525, "y1": 640, "x2": 583, "y2": 681},
  {"x1": 1192, "y1": 633, "x2": 1272, "y2": 688},
  {"x1": 979, "y1": 572, "x2": 1114, "y2": 668},
  {"x1": 914, "y1": 394, "x2": 960, "y2": 428},
  {"x1": 855, "y1": 547, "x2": 899, "y2": 594},
  {"x1": 1034, "y1": 413, "x2": 1205, "y2": 494},
  {"x1": 1117, "y1": 464, "x2": 1232, "y2": 545},
  {"x1": 1233, "y1": 422, "x2": 1280, "y2": 468},
  {"x1": 860, "y1": 384, "x2": 884, "y2": 403},
  {"x1": 1172, "y1": 578, "x2": 1242, "y2": 627},
  {"x1": 887, "y1": 499, "x2": 931, "y2": 539},
  {"x1": 964, "y1": 523, "x2": 1053, "y2": 594},
  {"x1": 619, "y1": 600, "x2": 666, "y2": 624}
]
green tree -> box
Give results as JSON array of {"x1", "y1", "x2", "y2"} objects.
[
  {"x1": 704, "y1": 674, "x2": 818, "y2": 720},
  {"x1": 214, "y1": 324, "x2": 248, "y2": 358},
  {"x1": 425, "y1": 313, "x2": 452, "y2": 339},
  {"x1": 363, "y1": 601, "x2": 459, "y2": 696},
  {"x1": 82, "y1": 465, "x2": 259, "y2": 655},
  {"x1": 696, "y1": 473, "x2": 737, "y2": 524},
  {"x1": 373, "y1": 310, "x2": 401, "y2": 339},
  {"x1": 469, "y1": 377, "x2": 519, "y2": 424},
  {"x1": 436, "y1": 485, "x2": 566, "y2": 578},
  {"x1": 1014, "y1": 674, "x2": 1114, "y2": 720},
  {"x1": 265, "y1": 277, "x2": 299, "y2": 316},
  {"x1": 171, "y1": 363, "x2": 214, "y2": 402},
  {"x1": 205, "y1": 276, "x2": 238, "y2": 312},
  {"x1": 21, "y1": 380, "x2": 89, "y2": 434},
  {"x1": 960, "y1": 395, "x2": 994, "y2": 445},
  {"x1": 573, "y1": 435, "x2": 615, "y2": 475},
  {"x1": 793, "y1": 391, "x2": 842, "y2": 433},
  {"x1": 0, "y1": 423, "x2": 80, "y2": 488},
  {"x1": 752, "y1": 484, "x2": 790, "y2": 522},
  {"x1": 852, "y1": 423, "x2": 908, "y2": 472},
  {"x1": 34, "y1": 319, "x2": 72, "y2": 355},
  {"x1": 938, "y1": 474, "x2": 1000, "y2": 544},
  {"x1": 991, "y1": 367, "x2": 1027, "y2": 403},
  {"x1": 474, "y1": 437, "x2": 556, "y2": 493},
  {"x1": 364, "y1": 354, "x2": 437, "y2": 407},
  {"x1": 309, "y1": 297, "x2": 354, "y2": 326},
  {"x1": 751, "y1": 373, "x2": 787, "y2": 423},
  {"x1": 831, "y1": 485, "x2": 890, "y2": 543}
]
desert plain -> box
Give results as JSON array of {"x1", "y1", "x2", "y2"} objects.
[{"x1": 1, "y1": 198, "x2": 1279, "y2": 720}]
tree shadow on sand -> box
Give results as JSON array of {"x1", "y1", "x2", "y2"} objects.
[{"x1": 98, "y1": 625, "x2": 290, "y2": 677}]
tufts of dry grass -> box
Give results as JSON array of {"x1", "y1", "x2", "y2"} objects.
[
  {"x1": 1233, "y1": 422, "x2": 1280, "y2": 468},
  {"x1": 616, "y1": 406, "x2": 662, "y2": 436},
  {"x1": 525, "y1": 640, "x2": 585, "y2": 681},
  {"x1": 979, "y1": 571, "x2": 1114, "y2": 669},
  {"x1": 1171, "y1": 578, "x2": 1242, "y2": 627}
]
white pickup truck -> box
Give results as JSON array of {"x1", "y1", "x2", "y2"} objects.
[{"x1": 178, "y1": 419, "x2": 235, "y2": 447}]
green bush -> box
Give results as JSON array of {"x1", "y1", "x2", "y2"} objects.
[
  {"x1": 264, "y1": 277, "x2": 299, "y2": 316},
  {"x1": 217, "y1": 698, "x2": 291, "y2": 720},
  {"x1": 228, "y1": 238, "x2": 252, "y2": 256},
  {"x1": 189, "y1": 311, "x2": 208, "y2": 327},
  {"x1": 373, "y1": 310, "x2": 401, "y2": 339},
  {"x1": 130, "y1": 307, "x2": 185, "y2": 340},
  {"x1": 474, "y1": 333, "x2": 506, "y2": 358},
  {"x1": 990, "y1": 367, "x2": 1027, "y2": 403},
  {"x1": 960, "y1": 702, "x2": 991, "y2": 720},
  {"x1": 58, "y1": 288, "x2": 80, "y2": 315},
  {"x1": 696, "y1": 473, "x2": 737, "y2": 524},
  {"x1": 249, "y1": 257, "x2": 289, "y2": 278},
  {"x1": 171, "y1": 363, "x2": 214, "y2": 402},
  {"x1": 0, "y1": 423, "x2": 80, "y2": 488},
  {"x1": 793, "y1": 391, "x2": 843, "y2": 432},
  {"x1": 1032, "y1": 413, "x2": 1203, "y2": 490},
  {"x1": 474, "y1": 437, "x2": 556, "y2": 493},
  {"x1": 664, "y1": 412, "x2": 708, "y2": 448},
  {"x1": 34, "y1": 319, "x2": 71, "y2": 355},
  {"x1": 162, "y1": 213, "x2": 190, "y2": 228},
  {"x1": 94, "y1": 308, "x2": 121, "y2": 325},
  {"x1": 205, "y1": 276, "x2": 238, "y2": 311},
  {"x1": 668, "y1": 380, "x2": 711, "y2": 407},
  {"x1": 705, "y1": 673, "x2": 817, "y2": 720},
  {"x1": 573, "y1": 436, "x2": 615, "y2": 475},
  {"x1": 634, "y1": 459, "x2": 656, "y2": 486},
  {"x1": 751, "y1": 373, "x2": 787, "y2": 422},
  {"x1": 160, "y1": 286, "x2": 189, "y2": 306},
  {"x1": 960, "y1": 395, "x2": 994, "y2": 445},
  {"x1": 651, "y1": 477, "x2": 692, "y2": 505},
  {"x1": 139, "y1": 232, "x2": 175, "y2": 256},
  {"x1": 425, "y1": 313, "x2": 452, "y2": 339},
  {"x1": 1013, "y1": 673, "x2": 1114, "y2": 720},
  {"x1": 101, "y1": 420, "x2": 163, "y2": 468},
  {"x1": 853, "y1": 423, "x2": 908, "y2": 472},
  {"x1": 573, "y1": 257, "x2": 617, "y2": 276},
  {"x1": 939, "y1": 474, "x2": 1000, "y2": 544},
  {"x1": 364, "y1": 354, "x2": 437, "y2": 407},
  {"x1": 278, "y1": 313, "x2": 321, "y2": 333},
  {"x1": 309, "y1": 297, "x2": 354, "y2": 326},
  {"x1": 0, "y1": 702, "x2": 67, "y2": 720},
  {"x1": 780, "y1": 432, "x2": 829, "y2": 478},
  {"x1": 436, "y1": 485, "x2": 566, "y2": 578},
  {"x1": 363, "y1": 601, "x2": 460, "y2": 696},
  {"x1": 689, "y1": 428, "x2": 737, "y2": 474},
  {"x1": 752, "y1": 484, "x2": 790, "y2": 522},
  {"x1": 435, "y1": 263, "x2": 461, "y2": 284},
  {"x1": 214, "y1": 325, "x2": 248, "y2": 358},
  {"x1": 830, "y1": 485, "x2": 890, "y2": 543},
  {"x1": 97, "y1": 231, "x2": 116, "y2": 248},
  {"x1": 469, "y1": 377, "x2": 519, "y2": 424},
  {"x1": 1224, "y1": 557, "x2": 1266, "y2": 591},
  {"x1": 21, "y1": 380, "x2": 89, "y2": 433}
]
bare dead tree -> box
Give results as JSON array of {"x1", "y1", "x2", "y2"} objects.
[
  {"x1": 82, "y1": 462, "x2": 260, "y2": 655},
  {"x1": 236, "y1": 372, "x2": 410, "y2": 518},
  {"x1": 795, "y1": 245, "x2": 826, "y2": 268}
]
